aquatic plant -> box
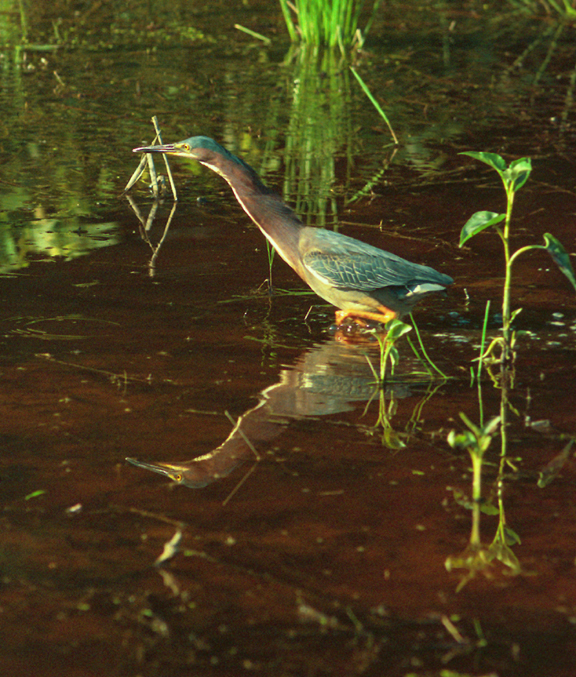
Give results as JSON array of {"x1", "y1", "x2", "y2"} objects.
[
  {"x1": 459, "y1": 151, "x2": 576, "y2": 365},
  {"x1": 446, "y1": 414, "x2": 522, "y2": 590},
  {"x1": 365, "y1": 318, "x2": 412, "y2": 384},
  {"x1": 279, "y1": 0, "x2": 384, "y2": 48},
  {"x1": 283, "y1": 48, "x2": 352, "y2": 228},
  {"x1": 447, "y1": 150, "x2": 576, "y2": 590},
  {"x1": 362, "y1": 319, "x2": 448, "y2": 449}
]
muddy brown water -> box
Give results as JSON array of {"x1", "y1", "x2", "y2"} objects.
[{"x1": 1, "y1": 2, "x2": 576, "y2": 676}]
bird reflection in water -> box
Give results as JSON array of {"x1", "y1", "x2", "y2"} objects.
[
  {"x1": 126, "y1": 339, "x2": 439, "y2": 489},
  {"x1": 126, "y1": 134, "x2": 452, "y2": 486}
]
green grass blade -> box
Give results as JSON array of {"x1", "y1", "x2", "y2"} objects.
[
  {"x1": 408, "y1": 314, "x2": 448, "y2": 379},
  {"x1": 279, "y1": 0, "x2": 298, "y2": 41},
  {"x1": 234, "y1": 24, "x2": 272, "y2": 44},
  {"x1": 350, "y1": 67, "x2": 398, "y2": 144}
]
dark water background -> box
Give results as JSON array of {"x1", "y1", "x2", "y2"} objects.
[{"x1": 0, "y1": 1, "x2": 575, "y2": 675}]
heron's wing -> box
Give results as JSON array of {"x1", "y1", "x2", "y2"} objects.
[{"x1": 301, "y1": 229, "x2": 451, "y2": 291}]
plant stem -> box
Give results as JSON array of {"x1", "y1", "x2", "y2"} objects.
[{"x1": 501, "y1": 187, "x2": 515, "y2": 363}]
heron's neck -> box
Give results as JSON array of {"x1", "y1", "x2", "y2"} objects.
[{"x1": 200, "y1": 154, "x2": 304, "y2": 269}]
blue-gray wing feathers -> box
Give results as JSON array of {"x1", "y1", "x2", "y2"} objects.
[{"x1": 302, "y1": 229, "x2": 452, "y2": 292}]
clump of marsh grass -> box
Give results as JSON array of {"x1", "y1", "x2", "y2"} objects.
[{"x1": 279, "y1": 0, "x2": 384, "y2": 49}]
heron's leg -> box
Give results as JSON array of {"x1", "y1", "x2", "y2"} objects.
[{"x1": 335, "y1": 308, "x2": 398, "y2": 326}]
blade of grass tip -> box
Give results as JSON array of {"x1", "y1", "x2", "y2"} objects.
[
  {"x1": 404, "y1": 334, "x2": 433, "y2": 378},
  {"x1": 350, "y1": 67, "x2": 399, "y2": 144},
  {"x1": 408, "y1": 313, "x2": 448, "y2": 379},
  {"x1": 363, "y1": 0, "x2": 385, "y2": 39},
  {"x1": 476, "y1": 300, "x2": 491, "y2": 428},
  {"x1": 364, "y1": 350, "x2": 381, "y2": 385},
  {"x1": 234, "y1": 24, "x2": 272, "y2": 44},
  {"x1": 278, "y1": 0, "x2": 298, "y2": 42},
  {"x1": 477, "y1": 299, "x2": 491, "y2": 382},
  {"x1": 152, "y1": 116, "x2": 178, "y2": 201}
]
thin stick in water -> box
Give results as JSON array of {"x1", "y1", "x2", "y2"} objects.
[{"x1": 152, "y1": 115, "x2": 178, "y2": 201}]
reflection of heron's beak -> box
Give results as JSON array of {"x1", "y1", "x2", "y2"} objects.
[
  {"x1": 125, "y1": 457, "x2": 214, "y2": 488},
  {"x1": 125, "y1": 457, "x2": 185, "y2": 482}
]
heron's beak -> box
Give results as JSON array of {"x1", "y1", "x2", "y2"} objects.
[
  {"x1": 133, "y1": 143, "x2": 179, "y2": 155},
  {"x1": 133, "y1": 142, "x2": 201, "y2": 159}
]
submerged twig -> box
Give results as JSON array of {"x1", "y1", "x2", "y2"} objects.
[
  {"x1": 123, "y1": 153, "x2": 148, "y2": 194},
  {"x1": 222, "y1": 410, "x2": 261, "y2": 506},
  {"x1": 148, "y1": 201, "x2": 178, "y2": 276},
  {"x1": 124, "y1": 116, "x2": 177, "y2": 201},
  {"x1": 152, "y1": 115, "x2": 178, "y2": 201}
]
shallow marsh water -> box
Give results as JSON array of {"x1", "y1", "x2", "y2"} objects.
[{"x1": 0, "y1": 2, "x2": 576, "y2": 675}]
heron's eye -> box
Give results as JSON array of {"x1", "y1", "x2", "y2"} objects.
[
  {"x1": 174, "y1": 473, "x2": 183, "y2": 482},
  {"x1": 182, "y1": 144, "x2": 190, "y2": 152}
]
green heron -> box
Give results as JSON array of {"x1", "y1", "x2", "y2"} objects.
[{"x1": 133, "y1": 136, "x2": 453, "y2": 325}]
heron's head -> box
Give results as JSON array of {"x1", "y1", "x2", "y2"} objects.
[{"x1": 133, "y1": 135, "x2": 234, "y2": 165}]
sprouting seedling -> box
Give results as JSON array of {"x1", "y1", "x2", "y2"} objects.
[
  {"x1": 363, "y1": 319, "x2": 410, "y2": 450},
  {"x1": 459, "y1": 151, "x2": 576, "y2": 363},
  {"x1": 265, "y1": 239, "x2": 276, "y2": 292},
  {"x1": 365, "y1": 318, "x2": 412, "y2": 385}
]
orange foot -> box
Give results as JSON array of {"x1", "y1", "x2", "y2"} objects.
[{"x1": 335, "y1": 309, "x2": 398, "y2": 327}]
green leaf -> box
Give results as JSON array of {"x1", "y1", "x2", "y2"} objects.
[
  {"x1": 479, "y1": 502, "x2": 499, "y2": 516},
  {"x1": 543, "y1": 233, "x2": 576, "y2": 291},
  {"x1": 504, "y1": 157, "x2": 532, "y2": 192},
  {"x1": 460, "y1": 151, "x2": 507, "y2": 172},
  {"x1": 459, "y1": 211, "x2": 505, "y2": 247},
  {"x1": 459, "y1": 412, "x2": 482, "y2": 438},
  {"x1": 385, "y1": 318, "x2": 412, "y2": 341},
  {"x1": 503, "y1": 526, "x2": 522, "y2": 546},
  {"x1": 382, "y1": 428, "x2": 407, "y2": 450},
  {"x1": 509, "y1": 308, "x2": 523, "y2": 324},
  {"x1": 447, "y1": 429, "x2": 476, "y2": 451},
  {"x1": 483, "y1": 416, "x2": 502, "y2": 437}
]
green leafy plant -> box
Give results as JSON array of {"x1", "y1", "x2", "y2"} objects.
[
  {"x1": 460, "y1": 151, "x2": 576, "y2": 364},
  {"x1": 361, "y1": 318, "x2": 449, "y2": 449},
  {"x1": 365, "y1": 318, "x2": 412, "y2": 384}
]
